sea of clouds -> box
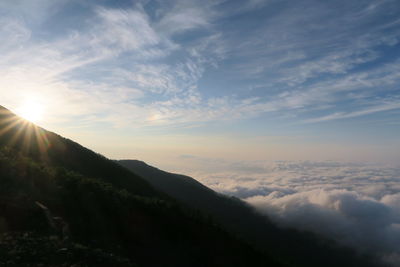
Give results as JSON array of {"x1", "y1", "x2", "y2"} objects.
[{"x1": 175, "y1": 158, "x2": 400, "y2": 265}]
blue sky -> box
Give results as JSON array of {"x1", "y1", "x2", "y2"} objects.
[{"x1": 0, "y1": 0, "x2": 399, "y2": 166}]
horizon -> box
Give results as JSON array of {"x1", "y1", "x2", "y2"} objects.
[
  {"x1": 0, "y1": 0, "x2": 399, "y2": 169},
  {"x1": 1, "y1": 1, "x2": 400, "y2": 265}
]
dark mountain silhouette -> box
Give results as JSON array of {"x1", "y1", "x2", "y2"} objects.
[
  {"x1": 0, "y1": 105, "x2": 385, "y2": 267},
  {"x1": 118, "y1": 159, "x2": 386, "y2": 267},
  {"x1": 0, "y1": 106, "x2": 159, "y2": 198},
  {"x1": 0, "y1": 105, "x2": 282, "y2": 267}
]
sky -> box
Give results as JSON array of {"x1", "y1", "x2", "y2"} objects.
[
  {"x1": 1, "y1": 1, "x2": 400, "y2": 264},
  {"x1": 0, "y1": 0, "x2": 399, "y2": 168}
]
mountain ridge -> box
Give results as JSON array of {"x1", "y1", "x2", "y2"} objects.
[
  {"x1": 0, "y1": 105, "x2": 160, "y2": 197},
  {"x1": 0, "y1": 105, "x2": 385, "y2": 267},
  {"x1": 118, "y1": 159, "x2": 386, "y2": 267},
  {"x1": 0, "y1": 105, "x2": 282, "y2": 267}
]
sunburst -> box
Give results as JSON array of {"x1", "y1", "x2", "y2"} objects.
[
  {"x1": 17, "y1": 101, "x2": 44, "y2": 123},
  {"x1": 0, "y1": 105, "x2": 50, "y2": 160}
]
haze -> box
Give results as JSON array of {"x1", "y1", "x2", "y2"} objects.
[
  {"x1": 0, "y1": 0, "x2": 399, "y2": 169},
  {"x1": 1, "y1": 1, "x2": 400, "y2": 265}
]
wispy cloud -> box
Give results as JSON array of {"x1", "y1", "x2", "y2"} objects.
[
  {"x1": 305, "y1": 101, "x2": 400, "y2": 123},
  {"x1": 0, "y1": 0, "x2": 399, "y2": 135},
  {"x1": 155, "y1": 0, "x2": 216, "y2": 36}
]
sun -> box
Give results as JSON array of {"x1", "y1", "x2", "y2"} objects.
[{"x1": 18, "y1": 101, "x2": 45, "y2": 123}]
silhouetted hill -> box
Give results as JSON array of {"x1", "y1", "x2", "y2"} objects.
[
  {"x1": 0, "y1": 105, "x2": 283, "y2": 267},
  {"x1": 0, "y1": 106, "x2": 159, "y2": 198},
  {"x1": 118, "y1": 159, "x2": 386, "y2": 267},
  {"x1": 0, "y1": 105, "x2": 386, "y2": 267}
]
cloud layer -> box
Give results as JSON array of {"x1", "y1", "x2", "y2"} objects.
[
  {"x1": 176, "y1": 158, "x2": 400, "y2": 265},
  {"x1": 0, "y1": 2, "x2": 399, "y2": 264}
]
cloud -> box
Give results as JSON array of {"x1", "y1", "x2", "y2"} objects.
[
  {"x1": 1, "y1": 0, "x2": 400, "y2": 134},
  {"x1": 157, "y1": 6, "x2": 209, "y2": 35},
  {"x1": 248, "y1": 190, "x2": 399, "y2": 254},
  {"x1": 154, "y1": 0, "x2": 222, "y2": 36},
  {"x1": 0, "y1": 0, "x2": 65, "y2": 25},
  {"x1": 0, "y1": 1, "x2": 247, "y2": 132},
  {"x1": 174, "y1": 158, "x2": 400, "y2": 265},
  {"x1": 94, "y1": 7, "x2": 164, "y2": 53},
  {"x1": 0, "y1": 18, "x2": 31, "y2": 49},
  {"x1": 305, "y1": 100, "x2": 400, "y2": 123},
  {"x1": 0, "y1": 3, "x2": 209, "y2": 129},
  {"x1": 215, "y1": 0, "x2": 400, "y2": 122},
  {"x1": 1, "y1": 2, "x2": 399, "y2": 263}
]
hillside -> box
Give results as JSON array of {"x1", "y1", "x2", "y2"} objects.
[
  {"x1": 0, "y1": 105, "x2": 282, "y2": 267},
  {"x1": 0, "y1": 106, "x2": 159, "y2": 198},
  {"x1": 0, "y1": 105, "x2": 385, "y2": 267},
  {"x1": 118, "y1": 160, "x2": 385, "y2": 267}
]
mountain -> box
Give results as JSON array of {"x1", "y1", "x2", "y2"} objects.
[
  {"x1": 0, "y1": 106, "x2": 159, "y2": 198},
  {"x1": 117, "y1": 159, "x2": 386, "y2": 267},
  {"x1": 0, "y1": 105, "x2": 385, "y2": 267},
  {"x1": 0, "y1": 105, "x2": 283, "y2": 267}
]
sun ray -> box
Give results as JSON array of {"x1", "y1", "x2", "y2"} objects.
[
  {"x1": 0, "y1": 107, "x2": 51, "y2": 161},
  {"x1": 33, "y1": 126, "x2": 51, "y2": 161},
  {"x1": 7, "y1": 120, "x2": 30, "y2": 150},
  {"x1": 0, "y1": 116, "x2": 25, "y2": 139}
]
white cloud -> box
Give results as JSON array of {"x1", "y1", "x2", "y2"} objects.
[
  {"x1": 216, "y1": 0, "x2": 400, "y2": 122},
  {"x1": 1, "y1": 0, "x2": 400, "y2": 133},
  {"x1": 94, "y1": 7, "x2": 161, "y2": 52},
  {"x1": 0, "y1": 3, "x2": 213, "y2": 130},
  {"x1": 155, "y1": 0, "x2": 219, "y2": 36},
  {"x1": 0, "y1": 0, "x2": 66, "y2": 24},
  {"x1": 176, "y1": 159, "x2": 400, "y2": 265},
  {"x1": 157, "y1": 7, "x2": 210, "y2": 35},
  {"x1": 305, "y1": 100, "x2": 400, "y2": 123},
  {"x1": 0, "y1": 18, "x2": 31, "y2": 49}
]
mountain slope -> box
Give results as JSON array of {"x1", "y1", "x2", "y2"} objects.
[
  {"x1": 118, "y1": 159, "x2": 385, "y2": 267},
  {"x1": 0, "y1": 105, "x2": 283, "y2": 267},
  {"x1": 0, "y1": 105, "x2": 159, "y2": 197}
]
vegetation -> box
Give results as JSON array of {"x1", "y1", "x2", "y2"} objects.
[
  {"x1": 0, "y1": 105, "x2": 282, "y2": 267},
  {"x1": 118, "y1": 160, "x2": 385, "y2": 267},
  {"x1": 0, "y1": 232, "x2": 134, "y2": 266},
  {"x1": 0, "y1": 105, "x2": 385, "y2": 266}
]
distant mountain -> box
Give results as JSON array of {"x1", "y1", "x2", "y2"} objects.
[
  {"x1": 118, "y1": 159, "x2": 385, "y2": 267},
  {"x1": 0, "y1": 105, "x2": 282, "y2": 267}
]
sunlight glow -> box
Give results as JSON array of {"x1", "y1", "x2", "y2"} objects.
[{"x1": 18, "y1": 101, "x2": 45, "y2": 123}]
